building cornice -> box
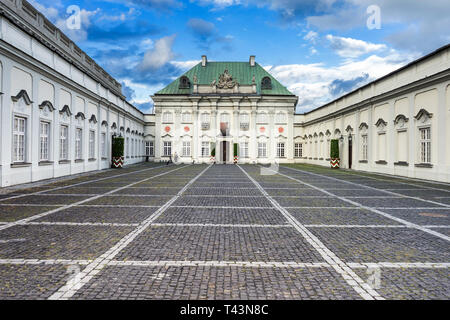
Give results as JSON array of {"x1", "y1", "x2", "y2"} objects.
[
  {"x1": 298, "y1": 68, "x2": 450, "y2": 127},
  {"x1": 0, "y1": 0, "x2": 124, "y2": 98},
  {"x1": 0, "y1": 40, "x2": 145, "y2": 125}
]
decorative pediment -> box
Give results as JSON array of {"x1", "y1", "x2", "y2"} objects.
[
  {"x1": 239, "y1": 134, "x2": 251, "y2": 139},
  {"x1": 319, "y1": 132, "x2": 324, "y2": 137},
  {"x1": 59, "y1": 105, "x2": 72, "y2": 117},
  {"x1": 161, "y1": 133, "x2": 173, "y2": 138},
  {"x1": 414, "y1": 109, "x2": 433, "y2": 122},
  {"x1": 325, "y1": 130, "x2": 331, "y2": 136},
  {"x1": 216, "y1": 69, "x2": 237, "y2": 89},
  {"x1": 39, "y1": 101, "x2": 55, "y2": 112},
  {"x1": 101, "y1": 120, "x2": 108, "y2": 127},
  {"x1": 359, "y1": 122, "x2": 369, "y2": 130},
  {"x1": 111, "y1": 122, "x2": 117, "y2": 130},
  {"x1": 394, "y1": 114, "x2": 409, "y2": 127},
  {"x1": 75, "y1": 112, "x2": 85, "y2": 120},
  {"x1": 89, "y1": 114, "x2": 97, "y2": 124},
  {"x1": 120, "y1": 126, "x2": 124, "y2": 131},
  {"x1": 345, "y1": 125, "x2": 353, "y2": 133},
  {"x1": 131, "y1": 130, "x2": 136, "y2": 135},
  {"x1": 313, "y1": 132, "x2": 318, "y2": 137},
  {"x1": 334, "y1": 128, "x2": 341, "y2": 136},
  {"x1": 308, "y1": 134, "x2": 313, "y2": 139},
  {"x1": 11, "y1": 90, "x2": 33, "y2": 105},
  {"x1": 144, "y1": 134, "x2": 155, "y2": 138},
  {"x1": 303, "y1": 134, "x2": 308, "y2": 139},
  {"x1": 375, "y1": 118, "x2": 387, "y2": 128},
  {"x1": 276, "y1": 134, "x2": 287, "y2": 139}
]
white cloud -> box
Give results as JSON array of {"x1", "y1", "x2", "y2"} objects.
[
  {"x1": 326, "y1": 34, "x2": 387, "y2": 58},
  {"x1": 303, "y1": 30, "x2": 318, "y2": 43},
  {"x1": 138, "y1": 35, "x2": 176, "y2": 71},
  {"x1": 264, "y1": 50, "x2": 417, "y2": 112},
  {"x1": 170, "y1": 60, "x2": 201, "y2": 70},
  {"x1": 307, "y1": 0, "x2": 450, "y2": 53}
]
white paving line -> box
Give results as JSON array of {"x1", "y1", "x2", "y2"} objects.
[
  {"x1": 76, "y1": 204, "x2": 160, "y2": 208},
  {"x1": 0, "y1": 258, "x2": 447, "y2": 269},
  {"x1": 0, "y1": 204, "x2": 61, "y2": 207},
  {"x1": 0, "y1": 164, "x2": 168, "y2": 202},
  {"x1": 21, "y1": 222, "x2": 139, "y2": 227},
  {"x1": 108, "y1": 260, "x2": 330, "y2": 268},
  {"x1": 0, "y1": 259, "x2": 91, "y2": 265},
  {"x1": 372, "y1": 207, "x2": 449, "y2": 210},
  {"x1": 0, "y1": 165, "x2": 190, "y2": 232},
  {"x1": 30, "y1": 194, "x2": 174, "y2": 197},
  {"x1": 341, "y1": 170, "x2": 450, "y2": 193},
  {"x1": 150, "y1": 223, "x2": 291, "y2": 228},
  {"x1": 279, "y1": 167, "x2": 450, "y2": 242},
  {"x1": 49, "y1": 164, "x2": 212, "y2": 300},
  {"x1": 238, "y1": 165, "x2": 383, "y2": 301},
  {"x1": 303, "y1": 225, "x2": 408, "y2": 228},
  {"x1": 170, "y1": 205, "x2": 273, "y2": 209},
  {"x1": 283, "y1": 166, "x2": 450, "y2": 205},
  {"x1": 347, "y1": 262, "x2": 450, "y2": 269}
]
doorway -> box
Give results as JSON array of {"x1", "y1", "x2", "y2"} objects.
[
  {"x1": 348, "y1": 135, "x2": 353, "y2": 169},
  {"x1": 222, "y1": 141, "x2": 228, "y2": 164}
]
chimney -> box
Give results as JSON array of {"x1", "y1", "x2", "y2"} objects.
[
  {"x1": 201, "y1": 55, "x2": 207, "y2": 67},
  {"x1": 249, "y1": 55, "x2": 255, "y2": 66}
]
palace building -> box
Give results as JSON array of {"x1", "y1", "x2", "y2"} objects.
[{"x1": 0, "y1": 0, "x2": 449, "y2": 187}]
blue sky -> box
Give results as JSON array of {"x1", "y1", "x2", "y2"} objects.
[{"x1": 31, "y1": 0, "x2": 450, "y2": 113}]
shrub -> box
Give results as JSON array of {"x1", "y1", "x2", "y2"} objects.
[
  {"x1": 112, "y1": 136, "x2": 124, "y2": 158},
  {"x1": 233, "y1": 143, "x2": 238, "y2": 157},
  {"x1": 330, "y1": 139, "x2": 339, "y2": 159}
]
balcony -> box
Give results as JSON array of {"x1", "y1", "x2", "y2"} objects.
[{"x1": 240, "y1": 123, "x2": 249, "y2": 131}]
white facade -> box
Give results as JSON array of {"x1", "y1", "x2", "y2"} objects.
[
  {"x1": 0, "y1": 0, "x2": 145, "y2": 187},
  {"x1": 293, "y1": 45, "x2": 450, "y2": 183},
  {"x1": 1, "y1": 0, "x2": 449, "y2": 187}
]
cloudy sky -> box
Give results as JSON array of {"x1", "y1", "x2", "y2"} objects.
[{"x1": 30, "y1": 0, "x2": 450, "y2": 113}]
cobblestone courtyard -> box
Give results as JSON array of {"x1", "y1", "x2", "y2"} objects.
[{"x1": 0, "y1": 163, "x2": 448, "y2": 300}]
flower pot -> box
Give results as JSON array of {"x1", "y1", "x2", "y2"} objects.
[
  {"x1": 330, "y1": 158, "x2": 340, "y2": 169},
  {"x1": 112, "y1": 156, "x2": 124, "y2": 168}
]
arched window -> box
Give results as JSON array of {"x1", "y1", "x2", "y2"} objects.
[
  {"x1": 182, "y1": 112, "x2": 192, "y2": 123},
  {"x1": 261, "y1": 76, "x2": 272, "y2": 90},
  {"x1": 179, "y1": 76, "x2": 191, "y2": 89}
]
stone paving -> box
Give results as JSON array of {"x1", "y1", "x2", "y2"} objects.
[{"x1": 0, "y1": 162, "x2": 448, "y2": 300}]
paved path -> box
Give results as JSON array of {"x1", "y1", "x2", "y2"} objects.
[{"x1": 0, "y1": 163, "x2": 448, "y2": 299}]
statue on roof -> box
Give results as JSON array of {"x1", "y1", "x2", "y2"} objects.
[
  {"x1": 193, "y1": 75, "x2": 198, "y2": 84},
  {"x1": 217, "y1": 69, "x2": 237, "y2": 89}
]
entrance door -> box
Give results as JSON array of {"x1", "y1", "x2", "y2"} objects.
[
  {"x1": 348, "y1": 136, "x2": 353, "y2": 169},
  {"x1": 222, "y1": 141, "x2": 227, "y2": 164}
]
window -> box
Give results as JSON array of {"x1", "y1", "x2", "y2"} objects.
[
  {"x1": 419, "y1": 127, "x2": 431, "y2": 163},
  {"x1": 101, "y1": 133, "x2": 106, "y2": 158},
  {"x1": 257, "y1": 113, "x2": 267, "y2": 124},
  {"x1": 75, "y1": 128, "x2": 82, "y2": 159},
  {"x1": 40, "y1": 121, "x2": 50, "y2": 161},
  {"x1": 275, "y1": 113, "x2": 287, "y2": 124},
  {"x1": 131, "y1": 138, "x2": 134, "y2": 157},
  {"x1": 182, "y1": 141, "x2": 191, "y2": 157},
  {"x1": 277, "y1": 142, "x2": 285, "y2": 158},
  {"x1": 240, "y1": 142, "x2": 249, "y2": 158},
  {"x1": 201, "y1": 113, "x2": 210, "y2": 123},
  {"x1": 60, "y1": 125, "x2": 68, "y2": 160},
  {"x1": 146, "y1": 141, "x2": 154, "y2": 156},
  {"x1": 201, "y1": 142, "x2": 209, "y2": 157},
  {"x1": 89, "y1": 130, "x2": 95, "y2": 159},
  {"x1": 361, "y1": 135, "x2": 368, "y2": 161},
  {"x1": 294, "y1": 143, "x2": 303, "y2": 158},
  {"x1": 162, "y1": 112, "x2": 173, "y2": 123},
  {"x1": 126, "y1": 137, "x2": 129, "y2": 157},
  {"x1": 258, "y1": 142, "x2": 267, "y2": 158},
  {"x1": 377, "y1": 133, "x2": 386, "y2": 161},
  {"x1": 261, "y1": 76, "x2": 272, "y2": 89},
  {"x1": 163, "y1": 141, "x2": 172, "y2": 156},
  {"x1": 13, "y1": 117, "x2": 26, "y2": 162},
  {"x1": 182, "y1": 112, "x2": 191, "y2": 123}
]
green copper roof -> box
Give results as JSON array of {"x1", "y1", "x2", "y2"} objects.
[{"x1": 155, "y1": 61, "x2": 294, "y2": 96}]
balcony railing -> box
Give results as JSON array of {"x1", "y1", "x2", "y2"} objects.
[
  {"x1": 201, "y1": 122, "x2": 210, "y2": 130},
  {"x1": 240, "y1": 123, "x2": 249, "y2": 131}
]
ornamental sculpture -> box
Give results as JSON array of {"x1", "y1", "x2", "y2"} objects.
[{"x1": 217, "y1": 69, "x2": 237, "y2": 89}]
